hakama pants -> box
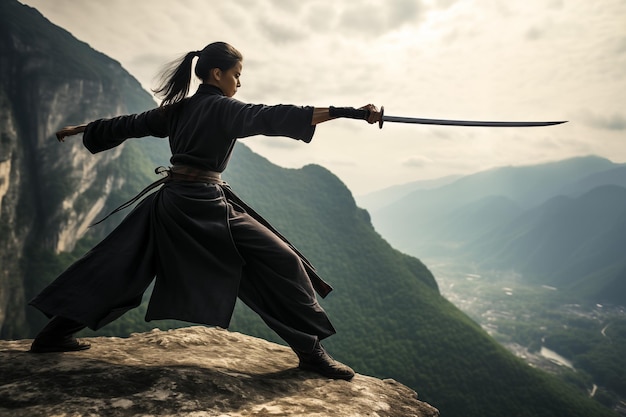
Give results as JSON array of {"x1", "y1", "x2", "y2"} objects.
[
  {"x1": 31, "y1": 181, "x2": 335, "y2": 354},
  {"x1": 228, "y1": 199, "x2": 335, "y2": 353}
]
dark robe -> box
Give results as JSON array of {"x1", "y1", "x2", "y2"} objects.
[{"x1": 30, "y1": 85, "x2": 335, "y2": 350}]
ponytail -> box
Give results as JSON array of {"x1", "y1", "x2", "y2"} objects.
[
  {"x1": 152, "y1": 51, "x2": 199, "y2": 107},
  {"x1": 153, "y1": 42, "x2": 243, "y2": 107}
]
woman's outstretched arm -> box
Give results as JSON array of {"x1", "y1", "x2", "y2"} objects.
[{"x1": 311, "y1": 104, "x2": 381, "y2": 125}]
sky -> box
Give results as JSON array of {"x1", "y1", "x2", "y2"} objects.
[{"x1": 21, "y1": 0, "x2": 626, "y2": 195}]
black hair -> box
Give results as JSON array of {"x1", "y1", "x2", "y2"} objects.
[{"x1": 153, "y1": 42, "x2": 243, "y2": 107}]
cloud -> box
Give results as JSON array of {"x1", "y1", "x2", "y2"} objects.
[
  {"x1": 130, "y1": 53, "x2": 172, "y2": 74},
  {"x1": 305, "y1": 3, "x2": 337, "y2": 32},
  {"x1": 19, "y1": 0, "x2": 626, "y2": 194},
  {"x1": 616, "y1": 36, "x2": 626, "y2": 54},
  {"x1": 388, "y1": 0, "x2": 423, "y2": 28},
  {"x1": 402, "y1": 155, "x2": 432, "y2": 168},
  {"x1": 338, "y1": 0, "x2": 424, "y2": 38},
  {"x1": 267, "y1": 0, "x2": 302, "y2": 13},
  {"x1": 431, "y1": 0, "x2": 460, "y2": 10},
  {"x1": 257, "y1": 17, "x2": 307, "y2": 44},
  {"x1": 525, "y1": 25, "x2": 546, "y2": 41},
  {"x1": 579, "y1": 110, "x2": 626, "y2": 131}
]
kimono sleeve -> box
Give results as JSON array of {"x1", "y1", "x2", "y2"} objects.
[
  {"x1": 83, "y1": 107, "x2": 169, "y2": 154},
  {"x1": 220, "y1": 98, "x2": 316, "y2": 143}
]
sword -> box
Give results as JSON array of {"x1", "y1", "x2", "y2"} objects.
[{"x1": 328, "y1": 106, "x2": 567, "y2": 129}]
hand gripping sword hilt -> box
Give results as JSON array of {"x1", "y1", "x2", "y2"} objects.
[
  {"x1": 328, "y1": 106, "x2": 369, "y2": 120},
  {"x1": 328, "y1": 105, "x2": 385, "y2": 129}
]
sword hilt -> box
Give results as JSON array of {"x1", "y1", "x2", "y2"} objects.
[
  {"x1": 328, "y1": 106, "x2": 369, "y2": 120},
  {"x1": 328, "y1": 106, "x2": 385, "y2": 129}
]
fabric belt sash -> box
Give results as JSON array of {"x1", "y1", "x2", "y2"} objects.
[
  {"x1": 91, "y1": 165, "x2": 222, "y2": 226},
  {"x1": 167, "y1": 165, "x2": 222, "y2": 183}
]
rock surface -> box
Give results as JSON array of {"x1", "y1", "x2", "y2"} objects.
[{"x1": 0, "y1": 326, "x2": 439, "y2": 417}]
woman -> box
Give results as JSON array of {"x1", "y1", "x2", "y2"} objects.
[{"x1": 29, "y1": 42, "x2": 381, "y2": 380}]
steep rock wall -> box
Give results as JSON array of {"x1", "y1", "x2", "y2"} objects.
[{"x1": 0, "y1": 1, "x2": 163, "y2": 338}]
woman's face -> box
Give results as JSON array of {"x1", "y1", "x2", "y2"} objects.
[{"x1": 211, "y1": 61, "x2": 242, "y2": 97}]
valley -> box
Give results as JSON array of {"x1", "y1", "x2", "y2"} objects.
[{"x1": 427, "y1": 258, "x2": 626, "y2": 415}]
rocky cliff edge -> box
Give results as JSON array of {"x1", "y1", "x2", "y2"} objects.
[{"x1": 0, "y1": 326, "x2": 439, "y2": 417}]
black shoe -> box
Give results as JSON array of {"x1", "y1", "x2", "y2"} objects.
[
  {"x1": 30, "y1": 316, "x2": 90, "y2": 353},
  {"x1": 30, "y1": 337, "x2": 91, "y2": 353},
  {"x1": 296, "y1": 342, "x2": 355, "y2": 380}
]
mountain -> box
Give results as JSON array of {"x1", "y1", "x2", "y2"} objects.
[
  {"x1": 0, "y1": 0, "x2": 171, "y2": 338},
  {"x1": 356, "y1": 174, "x2": 462, "y2": 212},
  {"x1": 0, "y1": 326, "x2": 440, "y2": 417},
  {"x1": 468, "y1": 185, "x2": 626, "y2": 304},
  {"x1": 366, "y1": 156, "x2": 626, "y2": 305},
  {"x1": 369, "y1": 156, "x2": 621, "y2": 253},
  {"x1": 559, "y1": 166, "x2": 626, "y2": 197},
  {"x1": 0, "y1": 2, "x2": 617, "y2": 416}
]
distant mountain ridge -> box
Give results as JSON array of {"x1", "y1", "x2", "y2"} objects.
[
  {"x1": 364, "y1": 155, "x2": 626, "y2": 305},
  {"x1": 469, "y1": 184, "x2": 626, "y2": 303},
  {"x1": 356, "y1": 174, "x2": 462, "y2": 211}
]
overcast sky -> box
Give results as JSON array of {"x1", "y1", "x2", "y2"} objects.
[{"x1": 21, "y1": 0, "x2": 626, "y2": 194}]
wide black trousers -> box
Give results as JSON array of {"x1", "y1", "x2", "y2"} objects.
[
  {"x1": 31, "y1": 181, "x2": 335, "y2": 354},
  {"x1": 228, "y1": 199, "x2": 335, "y2": 353}
]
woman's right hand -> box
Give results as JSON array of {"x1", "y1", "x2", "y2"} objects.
[
  {"x1": 359, "y1": 104, "x2": 382, "y2": 125},
  {"x1": 56, "y1": 124, "x2": 87, "y2": 142}
]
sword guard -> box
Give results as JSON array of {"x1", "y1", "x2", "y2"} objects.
[{"x1": 379, "y1": 106, "x2": 384, "y2": 129}]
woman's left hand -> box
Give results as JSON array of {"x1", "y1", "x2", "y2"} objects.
[{"x1": 56, "y1": 124, "x2": 87, "y2": 142}]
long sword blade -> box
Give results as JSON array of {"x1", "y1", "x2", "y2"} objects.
[
  {"x1": 327, "y1": 106, "x2": 567, "y2": 128},
  {"x1": 381, "y1": 115, "x2": 567, "y2": 128}
]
